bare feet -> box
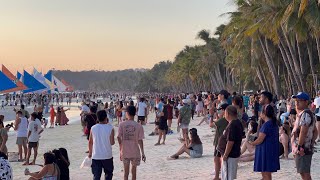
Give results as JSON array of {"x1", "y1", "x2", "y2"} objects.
[
  {"x1": 154, "y1": 143, "x2": 161, "y2": 146},
  {"x1": 161, "y1": 142, "x2": 165, "y2": 145},
  {"x1": 167, "y1": 155, "x2": 179, "y2": 160},
  {"x1": 22, "y1": 162, "x2": 29, "y2": 166}
]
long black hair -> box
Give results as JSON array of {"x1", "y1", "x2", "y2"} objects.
[
  {"x1": 189, "y1": 128, "x2": 202, "y2": 144},
  {"x1": 262, "y1": 105, "x2": 277, "y2": 124}
]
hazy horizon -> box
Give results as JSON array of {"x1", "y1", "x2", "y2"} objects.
[{"x1": 0, "y1": 0, "x2": 234, "y2": 73}]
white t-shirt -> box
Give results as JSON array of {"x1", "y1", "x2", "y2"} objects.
[
  {"x1": 91, "y1": 124, "x2": 113, "y2": 160},
  {"x1": 314, "y1": 97, "x2": 320, "y2": 108},
  {"x1": 17, "y1": 117, "x2": 28, "y2": 138},
  {"x1": 81, "y1": 105, "x2": 90, "y2": 113},
  {"x1": 137, "y1": 102, "x2": 147, "y2": 116},
  {"x1": 28, "y1": 119, "x2": 43, "y2": 142}
]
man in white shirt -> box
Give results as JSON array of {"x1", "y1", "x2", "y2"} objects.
[
  {"x1": 89, "y1": 110, "x2": 115, "y2": 180},
  {"x1": 23, "y1": 112, "x2": 43, "y2": 165},
  {"x1": 137, "y1": 97, "x2": 147, "y2": 125},
  {"x1": 14, "y1": 111, "x2": 28, "y2": 162}
]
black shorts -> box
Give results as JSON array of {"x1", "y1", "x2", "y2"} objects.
[
  {"x1": 28, "y1": 142, "x2": 38, "y2": 148},
  {"x1": 316, "y1": 116, "x2": 320, "y2": 122},
  {"x1": 158, "y1": 119, "x2": 168, "y2": 131},
  {"x1": 214, "y1": 147, "x2": 221, "y2": 157},
  {"x1": 138, "y1": 116, "x2": 145, "y2": 122}
]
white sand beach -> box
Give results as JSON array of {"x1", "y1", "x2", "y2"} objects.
[{"x1": 3, "y1": 106, "x2": 320, "y2": 180}]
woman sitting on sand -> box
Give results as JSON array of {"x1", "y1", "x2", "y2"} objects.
[
  {"x1": 25, "y1": 152, "x2": 60, "y2": 180},
  {"x1": 52, "y1": 148, "x2": 70, "y2": 180},
  {"x1": 240, "y1": 120, "x2": 258, "y2": 162},
  {"x1": 168, "y1": 128, "x2": 203, "y2": 160},
  {"x1": 279, "y1": 122, "x2": 291, "y2": 159}
]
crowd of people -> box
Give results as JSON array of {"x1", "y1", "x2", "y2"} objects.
[{"x1": 0, "y1": 89, "x2": 320, "y2": 179}]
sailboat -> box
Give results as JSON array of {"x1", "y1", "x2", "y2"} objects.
[
  {"x1": 22, "y1": 70, "x2": 46, "y2": 93},
  {"x1": 0, "y1": 65, "x2": 28, "y2": 93},
  {"x1": 0, "y1": 71, "x2": 17, "y2": 92}
]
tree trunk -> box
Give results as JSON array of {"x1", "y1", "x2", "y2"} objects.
[
  {"x1": 316, "y1": 37, "x2": 320, "y2": 65},
  {"x1": 258, "y1": 34, "x2": 281, "y2": 96},
  {"x1": 215, "y1": 65, "x2": 225, "y2": 90},
  {"x1": 279, "y1": 36, "x2": 303, "y2": 92},
  {"x1": 278, "y1": 42, "x2": 299, "y2": 94},
  {"x1": 306, "y1": 41, "x2": 317, "y2": 93},
  {"x1": 281, "y1": 27, "x2": 305, "y2": 91},
  {"x1": 296, "y1": 34, "x2": 305, "y2": 75},
  {"x1": 255, "y1": 66, "x2": 267, "y2": 90}
]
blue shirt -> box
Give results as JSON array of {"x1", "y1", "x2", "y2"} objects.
[
  {"x1": 157, "y1": 102, "x2": 164, "y2": 112},
  {"x1": 280, "y1": 112, "x2": 289, "y2": 124}
]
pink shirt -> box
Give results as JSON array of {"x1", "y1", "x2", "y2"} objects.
[{"x1": 118, "y1": 120, "x2": 144, "y2": 158}]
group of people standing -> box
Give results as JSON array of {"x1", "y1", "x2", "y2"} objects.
[{"x1": 206, "y1": 90, "x2": 317, "y2": 180}]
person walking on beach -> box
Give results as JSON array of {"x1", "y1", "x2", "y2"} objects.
[
  {"x1": 291, "y1": 92, "x2": 317, "y2": 180},
  {"x1": 210, "y1": 103, "x2": 229, "y2": 180},
  {"x1": 88, "y1": 110, "x2": 115, "y2": 180},
  {"x1": 80, "y1": 102, "x2": 90, "y2": 135},
  {"x1": 118, "y1": 105, "x2": 146, "y2": 180},
  {"x1": 14, "y1": 111, "x2": 28, "y2": 162},
  {"x1": 217, "y1": 105, "x2": 243, "y2": 180},
  {"x1": 23, "y1": 112, "x2": 43, "y2": 165},
  {"x1": 155, "y1": 100, "x2": 168, "y2": 145},
  {"x1": 250, "y1": 104, "x2": 280, "y2": 180},
  {"x1": 137, "y1": 97, "x2": 147, "y2": 125},
  {"x1": 178, "y1": 99, "x2": 192, "y2": 144},
  {"x1": 50, "y1": 105, "x2": 56, "y2": 128},
  {"x1": 84, "y1": 106, "x2": 97, "y2": 153}
]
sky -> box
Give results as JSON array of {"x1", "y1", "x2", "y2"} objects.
[{"x1": 0, "y1": 0, "x2": 235, "y2": 73}]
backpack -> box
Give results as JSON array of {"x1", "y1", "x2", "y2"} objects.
[{"x1": 294, "y1": 109, "x2": 315, "y2": 155}]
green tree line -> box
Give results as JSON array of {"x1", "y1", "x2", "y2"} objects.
[{"x1": 56, "y1": 0, "x2": 320, "y2": 96}]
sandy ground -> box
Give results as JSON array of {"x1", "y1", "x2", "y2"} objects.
[{"x1": 3, "y1": 105, "x2": 320, "y2": 180}]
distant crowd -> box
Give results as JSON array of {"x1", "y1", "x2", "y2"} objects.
[{"x1": 0, "y1": 90, "x2": 319, "y2": 180}]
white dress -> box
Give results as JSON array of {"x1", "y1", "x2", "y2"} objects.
[{"x1": 196, "y1": 100, "x2": 203, "y2": 112}]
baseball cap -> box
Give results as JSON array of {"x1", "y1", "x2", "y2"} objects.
[
  {"x1": 217, "y1": 103, "x2": 229, "y2": 110},
  {"x1": 292, "y1": 92, "x2": 310, "y2": 101}
]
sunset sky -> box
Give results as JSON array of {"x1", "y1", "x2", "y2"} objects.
[{"x1": 0, "y1": 0, "x2": 234, "y2": 73}]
